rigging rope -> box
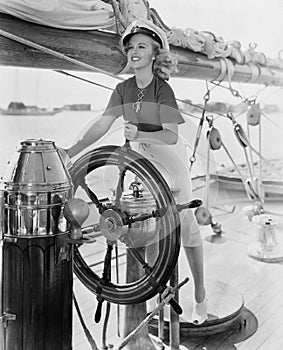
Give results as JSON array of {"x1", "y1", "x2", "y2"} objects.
[
  {"x1": 208, "y1": 81, "x2": 283, "y2": 130},
  {"x1": 54, "y1": 70, "x2": 114, "y2": 91},
  {"x1": 73, "y1": 293, "x2": 99, "y2": 350},
  {"x1": 189, "y1": 84, "x2": 211, "y2": 171}
]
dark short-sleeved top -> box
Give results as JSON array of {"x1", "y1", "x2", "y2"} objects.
[{"x1": 102, "y1": 75, "x2": 184, "y2": 132}]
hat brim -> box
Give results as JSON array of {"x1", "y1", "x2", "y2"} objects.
[{"x1": 122, "y1": 26, "x2": 163, "y2": 48}]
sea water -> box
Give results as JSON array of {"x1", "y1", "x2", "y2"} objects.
[{"x1": 0, "y1": 110, "x2": 282, "y2": 179}]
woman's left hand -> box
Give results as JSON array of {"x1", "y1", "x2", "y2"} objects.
[{"x1": 124, "y1": 123, "x2": 138, "y2": 141}]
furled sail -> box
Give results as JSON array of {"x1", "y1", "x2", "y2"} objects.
[{"x1": 0, "y1": 0, "x2": 116, "y2": 30}]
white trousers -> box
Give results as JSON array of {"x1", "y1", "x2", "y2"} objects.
[{"x1": 132, "y1": 139, "x2": 202, "y2": 247}]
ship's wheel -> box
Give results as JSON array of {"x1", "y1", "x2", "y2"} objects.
[{"x1": 70, "y1": 145, "x2": 181, "y2": 305}]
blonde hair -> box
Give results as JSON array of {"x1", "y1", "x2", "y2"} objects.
[{"x1": 152, "y1": 46, "x2": 178, "y2": 80}]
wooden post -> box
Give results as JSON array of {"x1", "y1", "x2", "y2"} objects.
[
  {"x1": 123, "y1": 247, "x2": 158, "y2": 350},
  {"x1": 169, "y1": 265, "x2": 180, "y2": 350}
]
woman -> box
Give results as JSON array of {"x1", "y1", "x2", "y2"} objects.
[{"x1": 67, "y1": 18, "x2": 207, "y2": 325}]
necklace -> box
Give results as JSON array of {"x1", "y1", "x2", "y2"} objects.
[{"x1": 133, "y1": 87, "x2": 145, "y2": 113}]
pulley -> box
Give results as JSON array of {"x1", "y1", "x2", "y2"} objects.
[
  {"x1": 195, "y1": 206, "x2": 212, "y2": 226},
  {"x1": 195, "y1": 206, "x2": 225, "y2": 243},
  {"x1": 247, "y1": 105, "x2": 261, "y2": 126},
  {"x1": 207, "y1": 127, "x2": 222, "y2": 150}
]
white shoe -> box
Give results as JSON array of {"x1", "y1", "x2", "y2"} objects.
[{"x1": 191, "y1": 297, "x2": 208, "y2": 325}]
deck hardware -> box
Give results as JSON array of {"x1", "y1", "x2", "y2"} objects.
[
  {"x1": 195, "y1": 206, "x2": 225, "y2": 243},
  {"x1": 206, "y1": 115, "x2": 222, "y2": 151},
  {"x1": 247, "y1": 105, "x2": 261, "y2": 126},
  {"x1": 195, "y1": 206, "x2": 212, "y2": 226},
  {"x1": 208, "y1": 127, "x2": 222, "y2": 150},
  {"x1": 116, "y1": 277, "x2": 189, "y2": 350},
  {"x1": 238, "y1": 318, "x2": 247, "y2": 329},
  {"x1": 244, "y1": 177, "x2": 263, "y2": 202},
  {"x1": 0, "y1": 312, "x2": 16, "y2": 328},
  {"x1": 234, "y1": 123, "x2": 249, "y2": 148},
  {"x1": 248, "y1": 214, "x2": 283, "y2": 262},
  {"x1": 221, "y1": 123, "x2": 265, "y2": 205},
  {"x1": 190, "y1": 88, "x2": 211, "y2": 170},
  {"x1": 206, "y1": 224, "x2": 224, "y2": 243}
]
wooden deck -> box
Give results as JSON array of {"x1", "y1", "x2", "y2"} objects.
[{"x1": 72, "y1": 184, "x2": 283, "y2": 350}]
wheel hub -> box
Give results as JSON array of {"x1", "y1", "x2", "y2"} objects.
[{"x1": 99, "y1": 208, "x2": 128, "y2": 241}]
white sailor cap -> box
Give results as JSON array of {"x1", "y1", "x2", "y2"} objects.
[{"x1": 121, "y1": 19, "x2": 169, "y2": 50}]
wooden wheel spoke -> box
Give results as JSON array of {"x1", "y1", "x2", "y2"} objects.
[{"x1": 78, "y1": 178, "x2": 106, "y2": 213}]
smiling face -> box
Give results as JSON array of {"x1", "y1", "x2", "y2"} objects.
[{"x1": 126, "y1": 33, "x2": 158, "y2": 71}]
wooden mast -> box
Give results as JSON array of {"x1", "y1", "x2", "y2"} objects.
[{"x1": 0, "y1": 13, "x2": 283, "y2": 86}]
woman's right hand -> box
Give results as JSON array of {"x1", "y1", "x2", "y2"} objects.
[{"x1": 124, "y1": 122, "x2": 138, "y2": 141}]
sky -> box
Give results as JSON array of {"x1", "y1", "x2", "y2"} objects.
[{"x1": 0, "y1": 0, "x2": 283, "y2": 109}]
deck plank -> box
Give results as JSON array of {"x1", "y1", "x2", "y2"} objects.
[{"x1": 72, "y1": 194, "x2": 283, "y2": 349}]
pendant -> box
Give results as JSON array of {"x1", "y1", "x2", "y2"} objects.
[{"x1": 133, "y1": 101, "x2": 141, "y2": 113}]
